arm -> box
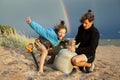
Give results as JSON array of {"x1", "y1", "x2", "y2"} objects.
[
  {"x1": 75, "y1": 26, "x2": 81, "y2": 45},
  {"x1": 26, "y1": 17, "x2": 50, "y2": 38},
  {"x1": 26, "y1": 17, "x2": 60, "y2": 46}
]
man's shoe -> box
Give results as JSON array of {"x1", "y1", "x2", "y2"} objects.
[
  {"x1": 85, "y1": 63, "x2": 95, "y2": 73},
  {"x1": 79, "y1": 67, "x2": 84, "y2": 72}
]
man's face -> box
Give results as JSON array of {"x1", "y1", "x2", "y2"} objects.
[{"x1": 83, "y1": 19, "x2": 93, "y2": 30}]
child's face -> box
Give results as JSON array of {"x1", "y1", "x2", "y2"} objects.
[{"x1": 58, "y1": 29, "x2": 66, "y2": 40}]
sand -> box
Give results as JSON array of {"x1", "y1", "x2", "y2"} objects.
[{"x1": 0, "y1": 45, "x2": 120, "y2": 80}]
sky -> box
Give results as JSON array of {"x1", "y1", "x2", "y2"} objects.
[
  {"x1": 0, "y1": 0, "x2": 66, "y2": 37},
  {"x1": 64, "y1": 0, "x2": 120, "y2": 39},
  {"x1": 0, "y1": 0, "x2": 120, "y2": 39}
]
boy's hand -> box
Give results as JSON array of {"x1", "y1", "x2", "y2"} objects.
[{"x1": 26, "y1": 17, "x2": 31, "y2": 24}]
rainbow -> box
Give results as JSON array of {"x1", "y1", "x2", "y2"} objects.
[{"x1": 60, "y1": 0, "x2": 71, "y2": 33}]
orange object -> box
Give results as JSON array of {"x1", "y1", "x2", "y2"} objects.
[
  {"x1": 25, "y1": 43, "x2": 34, "y2": 53},
  {"x1": 25, "y1": 42, "x2": 39, "y2": 71}
]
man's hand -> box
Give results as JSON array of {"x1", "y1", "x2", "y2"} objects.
[
  {"x1": 70, "y1": 40, "x2": 76, "y2": 46},
  {"x1": 67, "y1": 40, "x2": 76, "y2": 52}
]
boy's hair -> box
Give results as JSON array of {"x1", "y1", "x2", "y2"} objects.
[
  {"x1": 80, "y1": 9, "x2": 94, "y2": 23},
  {"x1": 55, "y1": 20, "x2": 67, "y2": 33}
]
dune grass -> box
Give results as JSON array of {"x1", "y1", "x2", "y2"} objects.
[
  {"x1": 0, "y1": 24, "x2": 34, "y2": 48},
  {"x1": 0, "y1": 34, "x2": 34, "y2": 48},
  {"x1": 0, "y1": 24, "x2": 16, "y2": 35}
]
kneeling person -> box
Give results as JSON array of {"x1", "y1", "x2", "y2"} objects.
[{"x1": 71, "y1": 10, "x2": 99, "y2": 73}]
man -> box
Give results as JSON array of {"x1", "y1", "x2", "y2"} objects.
[{"x1": 70, "y1": 10, "x2": 100, "y2": 73}]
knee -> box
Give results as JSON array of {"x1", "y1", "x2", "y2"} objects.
[
  {"x1": 71, "y1": 57, "x2": 86, "y2": 66},
  {"x1": 42, "y1": 49, "x2": 48, "y2": 55},
  {"x1": 37, "y1": 46, "x2": 48, "y2": 55},
  {"x1": 71, "y1": 57, "x2": 77, "y2": 66}
]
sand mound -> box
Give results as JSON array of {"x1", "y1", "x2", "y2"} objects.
[{"x1": 0, "y1": 45, "x2": 120, "y2": 80}]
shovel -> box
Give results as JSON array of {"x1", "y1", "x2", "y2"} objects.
[{"x1": 25, "y1": 43, "x2": 39, "y2": 71}]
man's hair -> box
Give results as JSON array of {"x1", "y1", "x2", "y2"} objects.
[{"x1": 80, "y1": 9, "x2": 94, "y2": 23}]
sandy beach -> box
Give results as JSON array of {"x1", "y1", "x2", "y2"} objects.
[{"x1": 0, "y1": 44, "x2": 120, "y2": 80}]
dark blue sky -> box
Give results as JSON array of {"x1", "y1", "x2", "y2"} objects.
[
  {"x1": 64, "y1": 0, "x2": 120, "y2": 39},
  {"x1": 0, "y1": 0, "x2": 120, "y2": 39}
]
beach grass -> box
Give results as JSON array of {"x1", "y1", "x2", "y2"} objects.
[
  {"x1": 0, "y1": 24, "x2": 34, "y2": 48},
  {"x1": 0, "y1": 34, "x2": 34, "y2": 48}
]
